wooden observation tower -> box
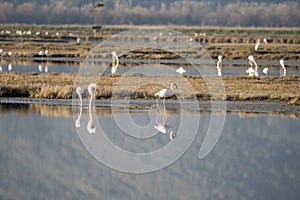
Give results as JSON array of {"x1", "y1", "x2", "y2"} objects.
[{"x1": 92, "y1": 0, "x2": 104, "y2": 36}]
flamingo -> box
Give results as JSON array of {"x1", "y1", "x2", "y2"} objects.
[
  {"x1": 8, "y1": 63, "x2": 12, "y2": 72},
  {"x1": 111, "y1": 51, "x2": 119, "y2": 74},
  {"x1": 216, "y1": 55, "x2": 223, "y2": 76},
  {"x1": 75, "y1": 87, "x2": 84, "y2": 128},
  {"x1": 279, "y1": 59, "x2": 286, "y2": 77},
  {"x1": 38, "y1": 64, "x2": 43, "y2": 72},
  {"x1": 154, "y1": 108, "x2": 176, "y2": 140},
  {"x1": 176, "y1": 67, "x2": 186, "y2": 75},
  {"x1": 155, "y1": 82, "x2": 177, "y2": 109},
  {"x1": 255, "y1": 39, "x2": 260, "y2": 51},
  {"x1": 263, "y1": 67, "x2": 269, "y2": 76},
  {"x1": 88, "y1": 83, "x2": 97, "y2": 105},
  {"x1": 8, "y1": 51, "x2": 13, "y2": 57},
  {"x1": 76, "y1": 87, "x2": 84, "y2": 107},
  {"x1": 246, "y1": 66, "x2": 255, "y2": 77},
  {"x1": 248, "y1": 55, "x2": 259, "y2": 76}
]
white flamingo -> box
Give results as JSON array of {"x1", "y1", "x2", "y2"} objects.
[
  {"x1": 8, "y1": 51, "x2": 13, "y2": 57},
  {"x1": 88, "y1": 83, "x2": 97, "y2": 105},
  {"x1": 248, "y1": 55, "x2": 258, "y2": 76},
  {"x1": 216, "y1": 55, "x2": 223, "y2": 76},
  {"x1": 279, "y1": 59, "x2": 286, "y2": 77},
  {"x1": 111, "y1": 51, "x2": 119, "y2": 74},
  {"x1": 155, "y1": 82, "x2": 177, "y2": 109},
  {"x1": 176, "y1": 67, "x2": 186, "y2": 75},
  {"x1": 154, "y1": 108, "x2": 176, "y2": 140},
  {"x1": 263, "y1": 67, "x2": 269, "y2": 76},
  {"x1": 246, "y1": 66, "x2": 256, "y2": 77},
  {"x1": 38, "y1": 64, "x2": 42, "y2": 72},
  {"x1": 76, "y1": 87, "x2": 84, "y2": 107},
  {"x1": 255, "y1": 39, "x2": 260, "y2": 51},
  {"x1": 75, "y1": 87, "x2": 84, "y2": 128},
  {"x1": 8, "y1": 63, "x2": 12, "y2": 72}
]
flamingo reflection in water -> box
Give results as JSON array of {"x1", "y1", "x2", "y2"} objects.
[
  {"x1": 75, "y1": 87, "x2": 84, "y2": 128},
  {"x1": 154, "y1": 103, "x2": 176, "y2": 140},
  {"x1": 87, "y1": 83, "x2": 97, "y2": 134}
]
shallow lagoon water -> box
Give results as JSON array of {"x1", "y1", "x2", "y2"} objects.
[
  {"x1": 0, "y1": 60, "x2": 299, "y2": 76},
  {"x1": 0, "y1": 103, "x2": 299, "y2": 199}
]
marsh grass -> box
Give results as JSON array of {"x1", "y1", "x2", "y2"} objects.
[{"x1": 0, "y1": 73, "x2": 299, "y2": 105}]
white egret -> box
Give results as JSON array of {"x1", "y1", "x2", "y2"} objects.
[
  {"x1": 75, "y1": 87, "x2": 84, "y2": 128},
  {"x1": 88, "y1": 83, "x2": 97, "y2": 105},
  {"x1": 263, "y1": 38, "x2": 268, "y2": 43},
  {"x1": 0, "y1": 66, "x2": 2, "y2": 73},
  {"x1": 255, "y1": 39, "x2": 260, "y2": 51},
  {"x1": 45, "y1": 65, "x2": 48, "y2": 73},
  {"x1": 279, "y1": 59, "x2": 286, "y2": 77},
  {"x1": 111, "y1": 51, "x2": 119, "y2": 74},
  {"x1": 263, "y1": 67, "x2": 269, "y2": 76},
  {"x1": 0, "y1": 49, "x2": 3, "y2": 55},
  {"x1": 216, "y1": 55, "x2": 223, "y2": 76},
  {"x1": 176, "y1": 67, "x2": 186, "y2": 75},
  {"x1": 248, "y1": 55, "x2": 259, "y2": 76},
  {"x1": 155, "y1": 82, "x2": 177, "y2": 109}
]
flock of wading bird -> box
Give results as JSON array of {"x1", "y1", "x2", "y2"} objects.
[{"x1": 76, "y1": 48, "x2": 288, "y2": 111}]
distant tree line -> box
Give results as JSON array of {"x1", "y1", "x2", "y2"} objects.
[{"x1": 0, "y1": 0, "x2": 299, "y2": 27}]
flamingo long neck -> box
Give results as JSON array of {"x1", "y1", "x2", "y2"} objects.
[
  {"x1": 217, "y1": 60, "x2": 222, "y2": 76},
  {"x1": 252, "y1": 60, "x2": 258, "y2": 72},
  {"x1": 281, "y1": 63, "x2": 286, "y2": 76},
  {"x1": 113, "y1": 55, "x2": 119, "y2": 68},
  {"x1": 170, "y1": 84, "x2": 175, "y2": 94}
]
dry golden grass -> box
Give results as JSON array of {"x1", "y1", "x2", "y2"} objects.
[{"x1": 0, "y1": 73, "x2": 299, "y2": 105}]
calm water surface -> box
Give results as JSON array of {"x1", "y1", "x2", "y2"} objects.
[
  {"x1": 0, "y1": 103, "x2": 299, "y2": 199},
  {"x1": 0, "y1": 60, "x2": 299, "y2": 76}
]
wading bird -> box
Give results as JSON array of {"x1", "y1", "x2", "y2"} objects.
[
  {"x1": 279, "y1": 59, "x2": 286, "y2": 77},
  {"x1": 246, "y1": 66, "x2": 255, "y2": 77},
  {"x1": 255, "y1": 39, "x2": 260, "y2": 51},
  {"x1": 248, "y1": 55, "x2": 258, "y2": 76},
  {"x1": 216, "y1": 55, "x2": 223, "y2": 76},
  {"x1": 263, "y1": 67, "x2": 269, "y2": 76},
  {"x1": 8, "y1": 63, "x2": 12, "y2": 72},
  {"x1": 176, "y1": 67, "x2": 186, "y2": 75},
  {"x1": 155, "y1": 82, "x2": 177, "y2": 110},
  {"x1": 76, "y1": 87, "x2": 84, "y2": 107},
  {"x1": 88, "y1": 83, "x2": 97, "y2": 105},
  {"x1": 111, "y1": 51, "x2": 119, "y2": 74}
]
